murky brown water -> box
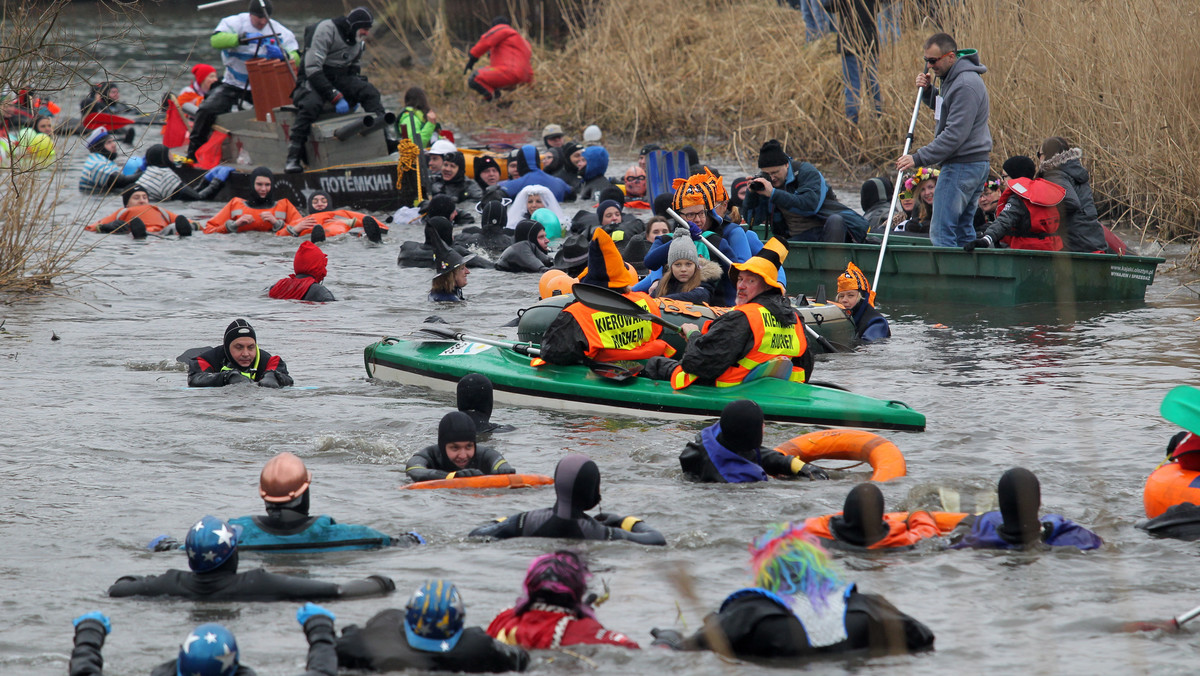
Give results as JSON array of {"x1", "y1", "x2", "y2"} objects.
[{"x1": 3, "y1": 3, "x2": 1200, "y2": 675}]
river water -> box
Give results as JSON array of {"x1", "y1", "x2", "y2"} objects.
[{"x1": 4, "y1": 3, "x2": 1200, "y2": 675}]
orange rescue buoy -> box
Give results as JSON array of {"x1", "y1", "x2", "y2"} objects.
[
  {"x1": 1143, "y1": 462, "x2": 1200, "y2": 518},
  {"x1": 775, "y1": 430, "x2": 906, "y2": 482},
  {"x1": 402, "y1": 473, "x2": 553, "y2": 490}
]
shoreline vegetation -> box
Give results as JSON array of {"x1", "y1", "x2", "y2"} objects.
[{"x1": 370, "y1": 0, "x2": 1199, "y2": 264}]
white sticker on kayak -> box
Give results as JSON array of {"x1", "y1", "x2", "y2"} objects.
[{"x1": 440, "y1": 341, "x2": 492, "y2": 356}]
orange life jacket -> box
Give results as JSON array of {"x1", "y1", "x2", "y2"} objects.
[
  {"x1": 561, "y1": 292, "x2": 675, "y2": 362},
  {"x1": 204, "y1": 197, "x2": 303, "y2": 234},
  {"x1": 670, "y1": 303, "x2": 806, "y2": 390},
  {"x1": 995, "y1": 178, "x2": 1065, "y2": 251},
  {"x1": 803, "y1": 511, "x2": 941, "y2": 549},
  {"x1": 273, "y1": 209, "x2": 367, "y2": 238},
  {"x1": 86, "y1": 205, "x2": 180, "y2": 233}
]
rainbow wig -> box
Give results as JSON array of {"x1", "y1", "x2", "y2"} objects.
[
  {"x1": 749, "y1": 523, "x2": 844, "y2": 609},
  {"x1": 514, "y1": 550, "x2": 595, "y2": 619}
]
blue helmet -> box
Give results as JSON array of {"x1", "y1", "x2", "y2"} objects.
[
  {"x1": 404, "y1": 579, "x2": 465, "y2": 652},
  {"x1": 177, "y1": 623, "x2": 238, "y2": 676},
  {"x1": 185, "y1": 515, "x2": 237, "y2": 572}
]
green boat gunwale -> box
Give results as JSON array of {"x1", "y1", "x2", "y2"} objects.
[{"x1": 364, "y1": 338, "x2": 927, "y2": 432}]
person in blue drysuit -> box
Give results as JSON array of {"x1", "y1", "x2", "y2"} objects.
[
  {"x1": 68, "y1": 604, "x2": 339, "y2": 675},
  {"x1": 951, "y1": 467, "x2": 1102, "y2": 551},
  {"x1": 498, "y1": 144, "x2": 572, "y2": 202},
  {"x1": 149, "y1": 453, "x2": 422, "y2": 553},
  {"x1": 834, "y1": 261, "x2": 890, "y2": 343}
]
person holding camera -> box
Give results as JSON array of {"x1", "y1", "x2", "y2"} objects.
[{"x1": 742, "y1": 139, "x2": 867, "y2": 242}]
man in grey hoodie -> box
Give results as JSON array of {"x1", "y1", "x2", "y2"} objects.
[{"x1": 897, "y1": 33, "x2": 992, "y2": 248}]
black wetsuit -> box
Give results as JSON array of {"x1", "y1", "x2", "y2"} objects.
[
  {"x1": 468, "y1": 454, "x2": 665, "y2": 545},
  {"x1": 69, "y1": 615, "x2": 337, "y2": 676},
  {"x1": 187, "y1": 346, "x2": 293, "y2": 388},
  {"x1": 107, "y1": 554, "x2": 393, "y2": 601},
  {"x1": 404, "y1": 444, "x2": 514, "y2": 482},
  {"x1": 336, "y1": 608, "x2": 529, "y2": 673},
  {"x1": 674, "y1": 589, "x2": 935, "y2": 660}
]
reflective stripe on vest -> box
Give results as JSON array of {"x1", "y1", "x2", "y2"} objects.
[
  {"x1": 566, "y1": 292, "x2": 667, "y2": 361},
  {"x1": 670, "y1": 303, "x2": 805, "y2": 390},
  {"x1": 219, "y1": 346, "x2": 261, "y2": 379}
]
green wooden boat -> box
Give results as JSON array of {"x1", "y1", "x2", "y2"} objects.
[
  {"x1": 364, "y1": 337, "x2": 926, "y2": 431},
  {"x1": 774, "y1": 239, "x2": 1163, "y2": 306}
]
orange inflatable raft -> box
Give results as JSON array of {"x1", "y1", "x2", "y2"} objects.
[
  {"x1": 1143, "y1": 462, "x2": 1200, "y2": 518},
  {"x1": 775, "y1": 430, "x2": 906, "y2": 482},
  {"x1": 402, "y1": 473, "x2": 553, "y2": 490}
]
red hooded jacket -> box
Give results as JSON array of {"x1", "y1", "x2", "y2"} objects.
[{"x1": 269, "y1": 241, "x2": 327, "y2": 300}]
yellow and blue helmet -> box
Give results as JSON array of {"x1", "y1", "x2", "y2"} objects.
[{"x1": 404, "y1": 579, "x2": 465, "y2": 653}]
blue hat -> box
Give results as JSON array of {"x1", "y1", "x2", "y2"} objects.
[
  {"x1": 177, "y1": 623, "x2": 239, "y2": 676},
  {"x1": 404, "y1": 579, "x2": 465, "y2": 653},
  {"x1": 85, "y1": 127, "x2": 111, "y2": 150},
  {"x1": 185, "y1": 515, "x2": 237, "y2": 572}
]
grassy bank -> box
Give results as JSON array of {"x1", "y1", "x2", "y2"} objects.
[{"x1": 373, "y1": 0, "x2": 1199, "y2": 260}]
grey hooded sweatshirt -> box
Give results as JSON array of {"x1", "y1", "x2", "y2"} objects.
[{"x1": 912, "y1": 50, "x2": 992, "y2": 167}]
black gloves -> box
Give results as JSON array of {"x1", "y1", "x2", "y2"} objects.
[
  {"x1": 799, "y1": 463, "x2": 830, "y2": 480},
  {"x1": 368, "y1": 574, "x2": 396, "y2": 592},
  {"x1": 596, "y1": 513, "x2": 643, "y2": 531},
  {"x1": 222, "y1": 371, "x2": 253, "y2": 385},
  {"x1": 453, "y1": 468, "x2": 484, "y2": 478},
  {"x1": 258, "y1": 371, "x2": 284, "y2": 388},
  {"x1": 964, "y1": 235, "x2": 992, "y2": 252},
  {"x1": 463, "y1": 55, "x2": 478, "y2": 74},
  {"x1": 650, "y1": 628, "x2": 684, "y2": 649}
]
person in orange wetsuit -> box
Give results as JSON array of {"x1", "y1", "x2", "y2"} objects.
[
  {"x1": 804, "y1": 483, "x2": 940, "y2": 551},
  {"x1": 85, "y1": 185, "x2": 195, "y2": 239},
  {"x1": 534, "y1": 228, "x2": 676, "y2": 366},
  {"x1": 487, "y1": 550, "x2": 639, "y2": 650},
  {"x1": 205, "y1": 166, "x2": 305, "y2": 234},
  {"x1": 269, "y1": 240, "x2": 336, "y2": 302},
  {"x1": 464, "y1": 17, "x2": 532, "y2": 102},
  {"x1": 275, "y1": 190, "x2": 384, "y2": 242}
]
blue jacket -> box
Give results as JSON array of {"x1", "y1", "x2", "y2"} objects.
[
  {"x1": 229, "y1": 514, "x2": 395, "y2": 552},
  {"x1": 951, "y1": 511, "x2": 1102, "y2": 551},
  {"x1": 500, "y1": 145, "x2": 571, "y2": 202},
  {"x1": 849, "y1": 300, "x2": 890, "y2": 342},
  {"x1": 743, "y1": 160, "x2": 867, "y2": 242}
]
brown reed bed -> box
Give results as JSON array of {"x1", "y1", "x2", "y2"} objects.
[{"x1": 372, "y1": 0, "x2": 1200, "y2": 260}]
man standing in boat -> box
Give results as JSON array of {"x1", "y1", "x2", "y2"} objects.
[
  {"x1": 286, "y1": 7, "x2": 388, "y2": 173},
  {"x1": 187, "y1": 0, "x2": 300, "y2": 162},
  {"x1": 896, "y1": 32, "x2": 992, "y2": 248}
]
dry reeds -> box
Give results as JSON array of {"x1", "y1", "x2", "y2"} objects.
[{"x1": 375, "y1": 0, "x2": 1200, "y2": 257}]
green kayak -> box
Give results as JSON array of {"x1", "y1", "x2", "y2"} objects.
[{"x1": 364, "y1": 337, "x2": 926, "y2": 431}]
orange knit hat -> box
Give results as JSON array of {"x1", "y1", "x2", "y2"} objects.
[
  {"x1": 836, "y1": 261, "x2": 875, "y2": 306},
  {"x1": 671, "y1": 168, "x2": 721, "y2": 212}
]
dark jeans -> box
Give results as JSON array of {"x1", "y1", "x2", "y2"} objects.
[
  {"x1": 789, "y1": 214, "x2": 847, "y2": 243},
  {"x1": 187, "y1": 83, "x2": 250, "y2": 157},
  {"x1": 289, "y1": 74, "x2": 384, "y2": 145}
]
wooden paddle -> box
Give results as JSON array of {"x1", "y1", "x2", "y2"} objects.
[
  {"x1": 1162, "y1": 386, "x2": 1200, "y2": 435},
  {"x1": 417, "y1": 326, "x2": 641, "y2": 381}
]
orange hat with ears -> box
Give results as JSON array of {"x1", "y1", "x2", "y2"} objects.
[
  {"x1": 837, "y1": 261, "x2": 875, "y2": 306},
  {"x1": 671, "y1": 169, "x2": 720, "y2": 212}
]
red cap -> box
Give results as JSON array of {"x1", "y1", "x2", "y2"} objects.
[{"x1": 191, "y1": 63, "x2": 217, "y2": 84}]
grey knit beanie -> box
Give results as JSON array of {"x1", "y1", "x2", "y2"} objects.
[{"x1": 666, "y1": 228, "x2": 700, "y2": 267}]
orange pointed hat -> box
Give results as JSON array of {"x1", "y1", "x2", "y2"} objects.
[
  {"x1": 577, "y1": 228, "x2": 638, "y2": 289},
  {"x1": 836, "y1": 261, "x2": 875, "y2": 306}
]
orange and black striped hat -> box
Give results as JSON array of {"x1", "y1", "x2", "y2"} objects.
[
  {"x1": 671, "y1": 168, "x2": 721, "y2": 212},
  {"x1": 730, "y1": 237, "x2": 789, "y2": 294},
  {"x1": 576, "y1": 228, "x2": 638, "y2": 289},
  {"x1": 836, "y1": 261, "x2": 875, "y2": 306}
]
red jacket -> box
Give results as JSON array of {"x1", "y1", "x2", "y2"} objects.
[
  {"x1": 487, "y1": 607, "x2": 639, "y2": 650},
  {"x1": 270, "y1": 241, "x2": 326, "y2": 300},
  {"x1": 470, "y1": 24, "x2": 532, "y2": 80}
]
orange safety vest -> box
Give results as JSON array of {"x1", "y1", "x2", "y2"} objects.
[
  {"x1": 995, "y1": 178, "x2": 1065, "y2": 251},
  {"x1": 803, "y1": 512, "x2": 941, "y2": 549},
  {"x1": 560, "y1": 292, "x2": 675, "y2": 362},
  {"x1": 204, "y1": 197, "x2": 304, "y2": 234},
  {"x1": 85, "y1": 205, "x2": 180, "y2": 233},
  {"x1": 670, "y1": 303, "x2": 806, "y2": 390}
]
